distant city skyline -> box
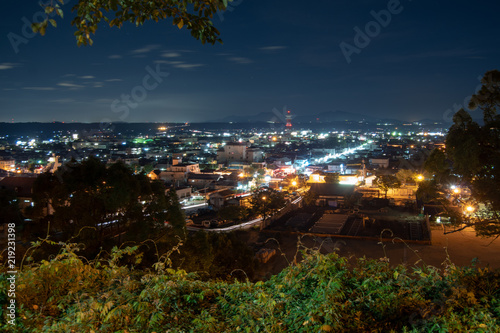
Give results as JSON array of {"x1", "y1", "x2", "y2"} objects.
[{"x1": 1, "y1": 0, "x2": 499, "y2": 124}]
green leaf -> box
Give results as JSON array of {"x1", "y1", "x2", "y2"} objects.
[
  {"x1": 49, "y1": 19, "x2": 57, "y2": 28},
  {"x1": 39, "y1": 22, "x2": 47, "y2": 36},
  {"x1": 31, "y1": 23, "x2": 39, "y2": 33},
  {"x1": 110, "y1": 0, "x2": 119, "y2": 11}
]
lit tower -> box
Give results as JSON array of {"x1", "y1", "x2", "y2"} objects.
[{"x1": 285, "y1": 110, "x2": 293, "y2": 129}]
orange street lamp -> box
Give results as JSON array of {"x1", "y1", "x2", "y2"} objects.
[
  {"x1": 416, "y1": 174, "x2": 424, "y2": 181},
  {"x1": 465, "y1": 205, "x2": 475, "y2": 213},
  {"x1": 291, "y1": 180, "x2": 297, "y2": 187}
]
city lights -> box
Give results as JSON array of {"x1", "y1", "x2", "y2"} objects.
[{"x1": 1, "y1": 2, "x2": 498, "y2": 329}]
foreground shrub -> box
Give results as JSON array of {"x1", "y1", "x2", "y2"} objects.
[{"x1": 1, "y1": 243, "x2": 499, "y2": 332}]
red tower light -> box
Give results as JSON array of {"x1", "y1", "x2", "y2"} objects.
[{"x1": 286, "y1": 110, "x2": 292, "y2": 128}]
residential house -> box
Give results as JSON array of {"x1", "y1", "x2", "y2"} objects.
[
  {"x1": 217, "y1": 142, "x2": 264, "y2": 164},
  {"x1": 309, "y1": 183, "x2": 355, "y2": 207},
  {"x1": 187, "y1": 173, "x2": 222, "y2": 189},
  {"x1": 370, "y1": 158, "x2": 390, "y2": 169},
  {"x1": 159, "y1": 163, "x2": 201, "y2": 185},
  {"x1": 209, "y1": 189, "x2": 236, "y2": 209}
]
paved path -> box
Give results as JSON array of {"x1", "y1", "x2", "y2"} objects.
[
  {"x1": 331, "y1": 226, "x2": 500, "y2": 269},
  {"x1": 255, "y1": 226, "x2": 500, "y2": 280}
]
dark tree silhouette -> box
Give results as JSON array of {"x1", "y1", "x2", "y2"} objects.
[
  {"x1": 29, "y1": 158, "x2": 171, "y2": 248},
  {"x1": 445, "y1": 70, "x2": 500, "y2": 237},
  {"x1": 165, "y1": 188, "x2": 186, "y2": 239}
]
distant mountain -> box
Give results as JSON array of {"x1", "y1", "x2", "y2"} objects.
[
  {"x1": 416, "y1": 110, "x2": 484, "y2": 125},
  {"x1": 415, "y1": 118, "x2": 449, "y2": 125},
  {"x1": 212, "y1": 110, "x2": 400, "y2": 124},
  {"x1": 211, "y1": 112, "x2": 273, "y2": 123},
  {"x1": 293, "y1": 110, "x2": 391, "y2": 123}
]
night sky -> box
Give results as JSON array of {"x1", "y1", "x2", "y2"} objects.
[{"x1": 1, "y1": 0, "x2": 499, "y2": 124}]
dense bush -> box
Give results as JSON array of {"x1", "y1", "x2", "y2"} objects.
[{"x1": 1, "y1": 243, "x2": 499, "y2": 332}]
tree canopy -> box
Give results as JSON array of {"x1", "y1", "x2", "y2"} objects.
[
  {"x1": 217, "y1": 204, "x2": 247, "y2": 222},
  {"x1": 20, "y1": 158, "x2": 259, "y2": 282},
  {"x1": 27, "y1": 157, "x2": 174, "y2": 251},
  {"x1": 165, "y1": 188, "x2": 186, "y2": 238},
  {"x1": 0, "y1": 189, "x2": 23, "y2": 226},
  {"x1": 444, "y1": 70, "x2": 500, "y2": 236},
  {"x1": 374, "y1": 175, "x2": 401, "y2": 199},
  {"x1": 423, "y1": 148, "x2": 451, "y2": 183},
  {"x1": 248, "y1": 188, "x2": 286, "y2": 220},
  {"x1": 303, "y1": 190, "x2": 319, "y2": 206},
  {"x1": 323, "y1": 172, "x2": 340, "y2": 184},
  {"x1": 33, "y1": 0, "x2": 231, "y2": 46}
]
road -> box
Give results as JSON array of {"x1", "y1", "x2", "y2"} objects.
[{"x1": 188, "y1": 196, "x2": 303, "y2": 233}]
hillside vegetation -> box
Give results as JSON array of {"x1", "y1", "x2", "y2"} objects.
[{"x1": 1, "y1": 242, "x2": 500, "y2": 332}]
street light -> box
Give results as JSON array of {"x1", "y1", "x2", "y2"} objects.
[
  {"x1": 291, "y1": 180, "x2": 297, "y2": 187},
  {"x1": 416, "y1": 174, "x2": 424, "y2": 181},
  {"x1": 465, "y1": 205, "x2": 475, "y2": 213}
]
